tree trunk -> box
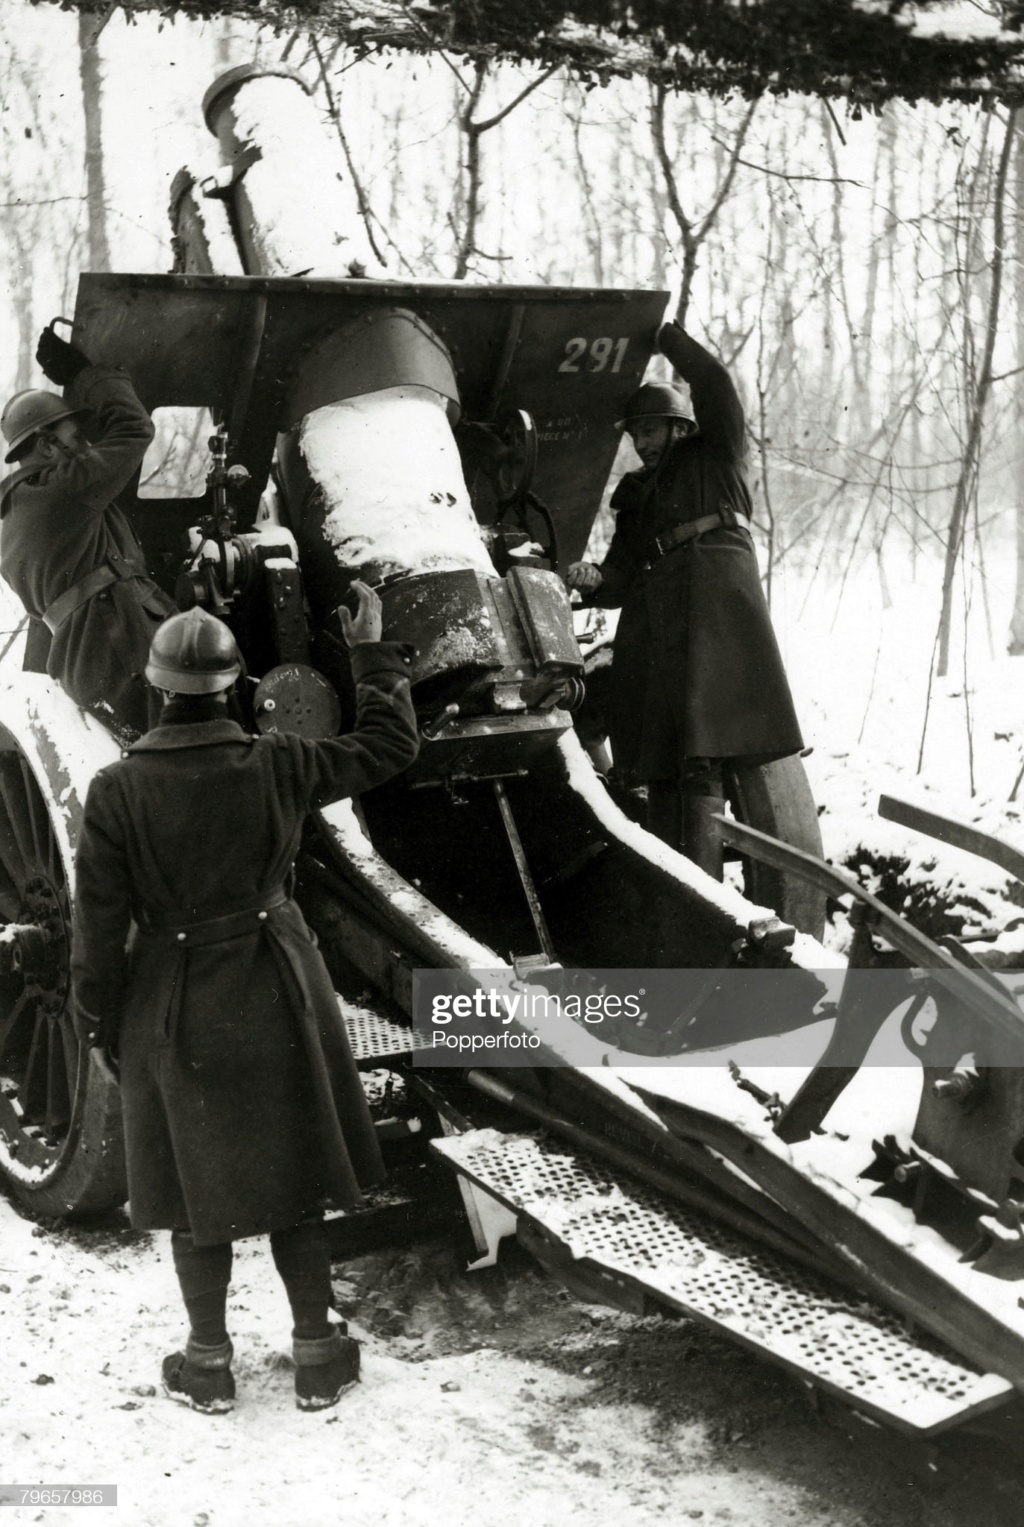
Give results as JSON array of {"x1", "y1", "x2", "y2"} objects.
[
  {"x1": 78, "y1": 13, "x2": 110, "y2": 273},
  {"x1": 936, "y1": 109, "x2": 1016, "y2": 677},
  {"x1": 1008, "y1": 119, "x2": 1024, "y2": 654}
]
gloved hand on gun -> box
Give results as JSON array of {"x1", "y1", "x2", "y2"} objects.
[
  {"x1": 566, "y1": 560, "x2": 603, "y2": 594},
  {"x1": 35, "y1": 320, "x2": 91, "y2": 389}
]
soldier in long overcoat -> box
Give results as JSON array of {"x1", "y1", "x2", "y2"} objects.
[
  {"x1": 568, "y1": 320, "x2": 803, "y2": 875},
  {"x1": 0, "y1": 327, "x2": 175, "y2": 738},
  {"x1": 71, "y1": 589, "x2": 419, "y2": 1413}
]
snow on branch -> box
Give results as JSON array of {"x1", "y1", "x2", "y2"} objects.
[{"x1": 44, "y1": 0, "x2": 1024, "y2": 105}]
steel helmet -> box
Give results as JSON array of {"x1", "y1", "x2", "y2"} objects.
[
  {"x1": 1, "y1": 389, "x2": 87, "y2": 463},
  {"x1": 145, "y1": 608, "x2": 242, "y2": 694},
  {"x1": 616, "y1": 381, "x2": 694, "y2": 431}
]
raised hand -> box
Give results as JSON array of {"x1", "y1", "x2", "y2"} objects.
[
  {"x1": 36, "y1": 323, "x2": 90, "y2": 388},
  {"x1": 337, "y1": 580, "x2": 383, "y2": 647}
]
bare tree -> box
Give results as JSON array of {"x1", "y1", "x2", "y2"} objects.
[
  {"x1": 649, "y1": 84, "x2": 757, "y2": 324},
  {"x1": 450, "y1": 59, "x2": 559, "y2": 280},
  {"x1": 936, "y1": 108, "x2": 1016, "y2": 677},
  {"x1": 1007, "y1": 118, "x2": 1024, "y2": 655},
  {"x1": 78, "y1": 11, "x2": 110, "y2": 272}
]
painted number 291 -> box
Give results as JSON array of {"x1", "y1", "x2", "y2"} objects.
[{"x1": 558, "y1": 336, "x2": 630, "y2": 374}]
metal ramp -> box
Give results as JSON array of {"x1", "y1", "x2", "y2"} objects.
[
  {"x1": 339, "y1": 999, "x2": 434, "y2": 1065},
  {"x1": 433, "y1": 1130, "x2": 1013, "y2": 1437}
]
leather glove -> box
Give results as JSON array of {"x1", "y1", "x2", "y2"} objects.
[
  {"x1": 566, "y1": 561, "x2": 603, "y2": 593},
  {"x1": 36, "y1": 325, "x2": 90, "y2": 387}
]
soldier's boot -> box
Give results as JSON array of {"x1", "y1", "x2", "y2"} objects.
[
  {"x1": 162, "y1": 1337, "x2": 235, "y2": 1414},
  {"x1": 293, "y1": 1325, "x2": 360, "y2": 1411},
  {"x1": 681, "y1": 792, "x2": 726, "y2": 881}
]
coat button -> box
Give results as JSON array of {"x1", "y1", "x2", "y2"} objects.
[
  {"x1": 177, "y1": 931, "x2": 187, "y2": 942},
  {"x1": 258, "y1": 911, "x2": 268, "y2": 921}
]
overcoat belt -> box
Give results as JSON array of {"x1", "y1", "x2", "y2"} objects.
[{"x1": 120, "y1": 894, "x2": 384, "y2": 1244}]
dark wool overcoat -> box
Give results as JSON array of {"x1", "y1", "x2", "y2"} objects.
[
  {"x1": 0, "y1": 365, "x2": 175, "y2": 736},
  {"x1": 70, "y1": 642, "x2": 419, "y2": 1246},
  {"x1": 591, "y1": 324, "x2": 803, "y2": 781}
]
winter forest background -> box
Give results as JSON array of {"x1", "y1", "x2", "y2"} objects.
[{"x1": 4, "y1": 0, "x2": 1024, "y2": 840}]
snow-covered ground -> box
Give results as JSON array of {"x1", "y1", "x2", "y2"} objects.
[
  {"x1": 779, "y1": 543, "x2": 1024, "y2": 943},
  {"x1": 7, "y1": 1199, "x2": 934, "y2": 1527}
]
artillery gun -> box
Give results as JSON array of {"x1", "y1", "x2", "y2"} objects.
[
  {"x1": 4, "y1": 64, "x2": 1024, "y2": 1441},
  {"x1": 0, "y1": 62, "x2": 824, "y2": 1214}
]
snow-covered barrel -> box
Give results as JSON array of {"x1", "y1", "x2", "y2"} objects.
[
  {"x1": 273, "y1": 308, "x2": 525, "y2": 703},
  {"x1": 276, "y1": 309, "x2": 491, "y2": 587},
  {"x1": 198, "y1": 64, "x2": 582, "y2": 730},
  {"x1": 201, "y1": 64, "x2": 378, "y2": 279}
]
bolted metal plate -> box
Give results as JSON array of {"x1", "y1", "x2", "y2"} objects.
[
  {"x1": 339, "y1": 999, "x2": 434, "y2": 1064},
  {"x1": 72, "y1": 272, "x2": 667, "y2": 560},
  {"x1": 253, "y1": 664, "x2": 341, "y2": 740},
  {"x1": 433, "y1": 1130, "x2": 1012, "y2": 1436}
]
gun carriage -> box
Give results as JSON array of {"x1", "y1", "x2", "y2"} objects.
[{"x1": 3, "y1": 65, "x2": 1024, "y2": 1441}]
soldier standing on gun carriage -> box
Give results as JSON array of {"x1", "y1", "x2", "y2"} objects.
[
  {"x1": 567, "y1": 319, "x2": 803, "y2": 878},
  {"x1": 70, "y1": 585, "x2": 420, "y2": 1412},
  {"x1": 0, "y1": 324, "x2": 176, "y2": 739}
]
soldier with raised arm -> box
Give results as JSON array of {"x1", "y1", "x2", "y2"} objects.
[
  {"x1": 568, "y1": 319, "x2": 803, "y2": 877},
  {"x1": 71, "y1": 585, "x2": 419, "y2": 1413},
  {"x1": 0, "y1": 325, "x2": 176, "y2": 737}
]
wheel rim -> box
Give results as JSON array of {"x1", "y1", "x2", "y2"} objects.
[
  {"x1": 725, "y1": 756, "x2": 826, "y2": 939},
  {"x1": 0, "y1": 740, "x2": 78, "y2": 1183}
]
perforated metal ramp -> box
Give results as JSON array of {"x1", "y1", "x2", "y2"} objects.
[
  {"x1": 433, "y1": 1130, "x2": 1013, "y2": 1436},
  {"x1": 339, "y1": 1000, "x2": 434, "y2": 1064}
]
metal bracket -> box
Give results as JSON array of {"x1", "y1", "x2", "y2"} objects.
[
  {"x1": 713, "y1": 815, "x2": 1024, "y2": 1062},
  {"x1": 879, "y1": 794, "x2": 1024, "y2": 886}
]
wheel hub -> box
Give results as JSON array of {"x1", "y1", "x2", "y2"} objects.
[{"x1": 3, "y1": 877, "x2": 69, "y2": 1009}]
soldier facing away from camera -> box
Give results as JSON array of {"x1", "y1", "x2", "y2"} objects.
[
  {"x1": 567, "y1": 319, "x2": 803, "y2": 877},
  {"x1": 70, "y1": 585, "x2": 419, "y2": 1413}
]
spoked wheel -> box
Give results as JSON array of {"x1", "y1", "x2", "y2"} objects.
[{"x1": 0, "y1": 719, "x2": 125, "y2": 1215}]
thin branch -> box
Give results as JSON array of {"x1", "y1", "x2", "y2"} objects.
[
  {"x1": 714, "y1": 149, "x2": 865, "y2": 188},
  {"x1": 695, "y1": 97, "x2": 758, "y2": 243},
  {"x1": 651, "y1": 86, "x2": 757, "y2": 323},
  {"x1": 396, "y1": 4, "x2": 471, "y2": 94},
  {"x1": 0, "y1": 196, "x2": 90, "y2": 208},
  {"x1": 822, "y1": 95, "x2": 847, "y2": 147},
  {"x1": 310, "y1": 35, "x2": 388, "y2": 266},
  {"x1": 473, "y1": 63, "x2": 560, "y2": 134}
]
